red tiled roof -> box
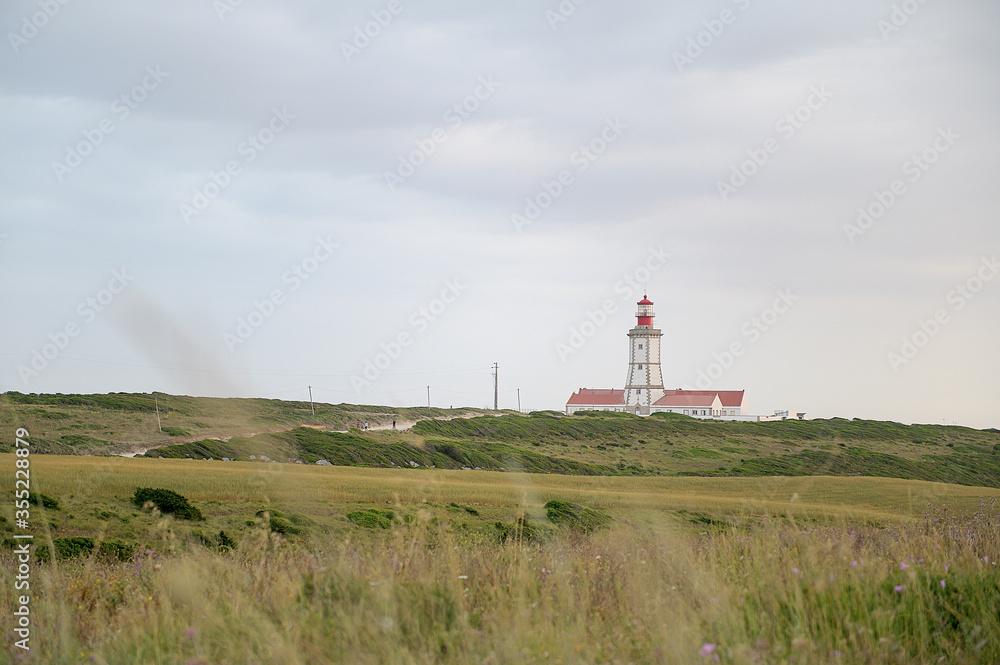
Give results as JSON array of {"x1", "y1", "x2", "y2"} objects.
[
  {"x1": 658, "y1": 389, "x2": 744, "y2": 408},
  {"x1": 566, "y1": 388, "x2": 625, "y2": 406},
  {"x1": 654, "y1": 393, "x2": 719, "y2": 407}
]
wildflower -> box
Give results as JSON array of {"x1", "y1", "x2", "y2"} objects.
[
  {"x1": 945, "y1": 564, "x2": 950, "y2": 573},
  {"x1": 831, "y1": 650, "x2": 842, "y2": 658},
  {"x1": 850, "y1": 560, "x2": 858, "y2": 568},
  {"x1": 894, "y1": 585, "x2": 905, "y2": 593},
  {"x1": 939, "y1": 580, "x2": 946, "y2": 589},
  {"x1": 792, "y1": 567, "x2": 799, "y2": 575},
  {"x1": 699, "y1": 643, "x2": 716, "y2": 657},
  {"x1": 184, "y1": 627, "x2": 197, "y2": 640},
  {"x1": 985, "y1": 556, "x2": 991, "y2": 564},
  {"x1": 899, "y1": 562, "x2": 908, "y2": 571}
]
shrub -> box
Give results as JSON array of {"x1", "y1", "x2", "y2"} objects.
[
  {"x1": 346, "y1": 509, "x2": 395, "y2": 529},
  {"x1": 28, "y1": 493, "x2": 60, "y2": 510},
  {"x1": 35, "y1": 537, "x2": 131, "y2": 562},
  {"x1": 98, "y1": 540, "x2": 136, "y2": 561},
  {"x1": 544, "y1": 500, "x2": 612, "y2": 533},
  {"x1": 161, "y1": 426, "x2": 189, "y2": 437},
  {"x1": 218, "y1": 530, "x2": 237, "y2": 552},
  {"x1": 132, "y1": 488, "x2": 203, "y2": 520},
  {"x1": 198, "y1": 530, "x2": 238, "y2": 552},
  {"x1": 268, "y1": 516, "x2": 301, "y2": 536}
]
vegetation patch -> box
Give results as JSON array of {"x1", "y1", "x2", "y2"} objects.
[
  {"x1": 544, "y1": 500, "x2": 612, "y2": 533},
  {"x1": 35, "y1": 537, "x2": 135, "y2": 563},
  {"x1": 495, "y1": 516, "x2": 545, "y2": 543},
  {"x1": 132, "y1": 487, "x2": 204, "y2": 520},
  {"x1": 161, "y1": 426, "x2": 189, "y2": 437},
  {"x1": 28, "y1": 492, "x2": 60, "y2": 509},
  {"x1": 728, "y1": 449, "x2": 1000, "y2": 489},
  {"x1": 447, "y1": 502, "x2": 479, "y2": 516},
  {"x1": 347, "y1": 509, "x2": 396, "y2": 529}
]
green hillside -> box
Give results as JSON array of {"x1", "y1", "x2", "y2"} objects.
[{"x1": 3, "y1": 392, "x2": 999, "y2": 488}]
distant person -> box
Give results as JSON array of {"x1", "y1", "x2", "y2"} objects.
[
  {"x1": 364, "y1": 421, "x2": 369, "y2": 430},
  {"x1": 392, "y1": 420, "x2": 396, "y2": 429}
]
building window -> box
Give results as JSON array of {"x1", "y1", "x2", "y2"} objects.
[
  {"x1": 638, "y1": 364, "x2": 643, "y2": 370},
  {"x1": 638, "y1": 343, "x2": 643, "y2": 349},
  {"x1": 683, "y1": 410, "x2": 689, "y2": 415}
]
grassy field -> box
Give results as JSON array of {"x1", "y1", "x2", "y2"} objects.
[
  {"x1": 3, "y1": 395, "x2": 1000, "y2": 663},
  {"x1": 2, "y1": 455, "x2": 1000, "y2": 663}
]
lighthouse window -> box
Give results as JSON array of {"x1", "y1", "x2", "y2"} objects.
[
  {"x1": 638, "y1": 343, "x2": 643, "y2": 349},
  {"x1": 638, "y1": 365, "x2": 643, "y2": 370}
]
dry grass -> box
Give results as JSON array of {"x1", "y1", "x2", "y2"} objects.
[
  {"x1": 2, "y1": 503, "x2": 999, "y2": 664},
  {"x1": 3, "y1": 456, "x2": 1000, "y2": 664}
]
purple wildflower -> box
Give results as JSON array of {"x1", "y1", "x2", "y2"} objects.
[
  {"x1": 939, "y1": 580, "x2": 946, "y2": 589},
  {"x1": 699, "y1": 643, "x2": 716, "y2": 657}
]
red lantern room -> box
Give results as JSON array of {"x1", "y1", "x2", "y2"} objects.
[{"x1": 636, "y1": 295, "x2": 654, "y2": 326}]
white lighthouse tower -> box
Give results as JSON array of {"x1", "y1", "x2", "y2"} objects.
[{"x1": 624, "y1": 295, "x2": 664, "y2": 414}]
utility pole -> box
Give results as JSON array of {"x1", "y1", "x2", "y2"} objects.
[
  {"x1": 427, "y1": 385, "x2": 430, "y2": 408},
  {"x1": 492, "y1": 363, "x2": 498, "y2": 411},
  {"x1": 153, "y1": 393, "x2": 162, "y2": 432},
  {"x1": 308, "y1": 386, "x2": 315, "y2": 416},
  {"x1": 517, "y1": 388, "x2": 521, "y2": 413}
]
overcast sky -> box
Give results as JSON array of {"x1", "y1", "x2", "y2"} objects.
[{"x1": 2, "y1": 0, "x2": 998, "y2": 428}]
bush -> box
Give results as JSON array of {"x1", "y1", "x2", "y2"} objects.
[
  {"x1": 218, "y1": 530, "x2": 237, "y2": 552},
  {"x1": 544, "y1": 500, "x2": 612, "y2": 533},
  {"x1": 346, "y1": 509, "x2": 395, "y2": 529},
  {"x1": 268, "y1": 516, "x2": 301, "y2": 536},
  {"x1": 35, "y1": 538, "x2": 134, "y2": 562},
  {"x1": 132, "y1": 488, "x2": 203, "y2": 520},
  {"x1": 28, "y1": 493, "x2": 60, "y2": 510},
  {"x1": 98, "y1": 540, "x2": 136, "y2": 561},
  {"x1": 198, "y1": 530, "x2": 238, "y2": 552},
  {"x1": 161, "y1": 426, "x2": 189, "y2": 437}
]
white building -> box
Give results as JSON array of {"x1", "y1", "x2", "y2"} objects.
[{"x1": 565, "y1": 293, "x2": 797, "y2": 421}]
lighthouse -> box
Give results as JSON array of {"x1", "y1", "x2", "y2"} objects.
[
  {"x1": 624, "y1": 295, "x2": 664, "y2": 413},
  {"x1": 565, "y1": 292, "x2": 755, "y2": 419}
]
